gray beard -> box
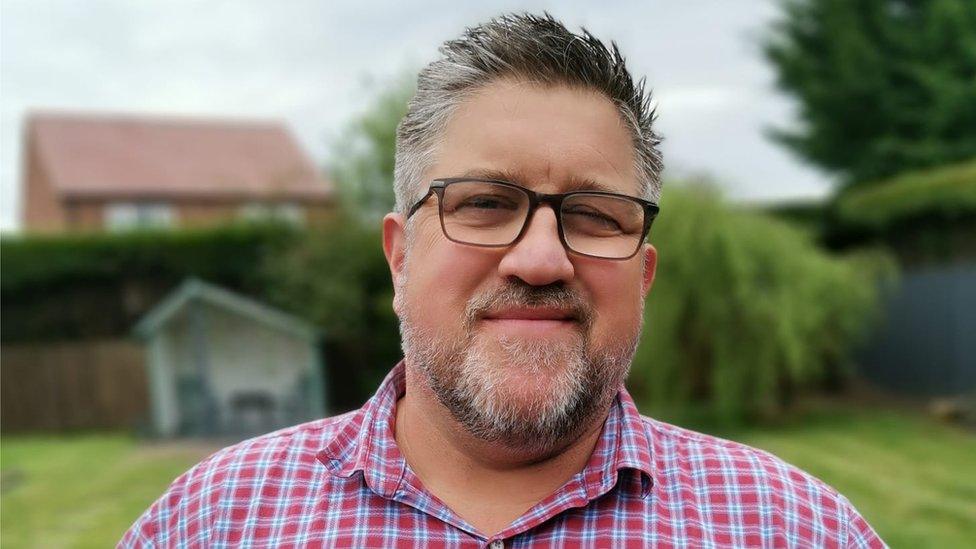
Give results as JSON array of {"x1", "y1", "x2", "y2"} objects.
[{"x1": 398, "y1": 280, "x2": 640, "y2": 454}]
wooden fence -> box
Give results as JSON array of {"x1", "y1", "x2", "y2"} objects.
[{"x1": 1, "y1": 339, "x2": 149, "y2": 432}]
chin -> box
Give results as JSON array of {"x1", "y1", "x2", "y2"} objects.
[
  {"x1": 402, "y1": 308, "x2": 634, "y2": 451},
  {"x1": 491, "y1": 375, "x2": 572, "y2": 414}
]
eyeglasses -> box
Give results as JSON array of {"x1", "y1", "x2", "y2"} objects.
[{"x1": 406, "y1": 178, "x2": 659, "y2": 260}]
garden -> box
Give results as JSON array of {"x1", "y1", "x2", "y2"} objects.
[{"x1": 3, "y1": 1, "x2": 976, "y2": 546}]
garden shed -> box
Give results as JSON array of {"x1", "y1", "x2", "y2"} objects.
[{"x1": 134, "y1": 278, "x2": 326, "y2": 437}]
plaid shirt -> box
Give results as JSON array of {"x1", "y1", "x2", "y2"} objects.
[{"x1": 121, "y1": 362, "x2": 885, "y2": 548}]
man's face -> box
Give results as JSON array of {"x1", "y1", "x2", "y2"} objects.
[{"x1": 384, "y1": 79, "x2": 657, "y2": 451}]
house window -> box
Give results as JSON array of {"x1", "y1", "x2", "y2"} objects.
[
  {"x1": 105, "y1": 202, "x2": 176, "y2": 231},
  {"x1": 238, "y1": 203, "x2": 272, "y2": 222},
  {"x1": 237, "y1": 203, "x2": 305, "y2": 226},
  {"x1": 275, "y1": 203, "x2": 304, "y2": 225}
]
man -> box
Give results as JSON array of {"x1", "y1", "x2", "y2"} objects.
[{"x1": 122, "y1": 13, "x2": 885, "y2": 548}]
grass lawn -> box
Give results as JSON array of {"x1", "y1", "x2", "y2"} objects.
[
  {"x1": 713, "y1": 405, "x2": 976, "y2": 548},
  {"x1": 1, "y1": 406, "x2": 974, "y2": 547},
  {"x1": 0, "y1": 435, "x2": 217, "y2": 549}
]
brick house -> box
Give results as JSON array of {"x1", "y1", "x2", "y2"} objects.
[{"x1": 21, "y1": 111, "x2": 335, "y2": 232}]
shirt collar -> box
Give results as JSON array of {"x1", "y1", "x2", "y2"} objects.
[
  {"x1": 317, "y1": 360, "x2": 655, "y2": 499},
  {"x1": 606, "y1": 383, "x2": 656, "y2": 498},
  {"x1": 316, "y1": 362, "x2": 408, "y2": 498}
]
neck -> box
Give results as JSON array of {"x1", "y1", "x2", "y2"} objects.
[{"x1": 394, "y1": 362, "x2": 611, "y2": 534}]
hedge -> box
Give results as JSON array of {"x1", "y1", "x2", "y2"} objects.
[
  {"x1": 834, "y1": 159, "x2": 976, "y2": 233},
  {"x1": 0, "y1": 223, "x2": 296, "y2": 342}
]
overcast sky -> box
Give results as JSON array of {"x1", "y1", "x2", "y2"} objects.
[{"x1": 0, "y1": 0, "x2": 834, "y2": 232}]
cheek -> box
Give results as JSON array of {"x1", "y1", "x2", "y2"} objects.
[
  {"x1": 402, "y1": 232, "x2": 500, "y2": 326},
  {"x1": 581, "y1": 263, "x2": 645, "y2": 338}
]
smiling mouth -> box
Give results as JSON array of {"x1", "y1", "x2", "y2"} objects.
[
  {"x1": 482, "y1": 307, "x2": 578, "y2": 321},
  {"x1": 479, "y1": 308, "x2": 580, "y2": 333}
]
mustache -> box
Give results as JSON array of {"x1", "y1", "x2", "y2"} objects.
[{"x1": 464, "y1": 280, "x2": 594, "y2": 328}]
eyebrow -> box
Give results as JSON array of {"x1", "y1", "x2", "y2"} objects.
[{"x1": 455, "y1": 168, "x2": 621, "y2": 194}]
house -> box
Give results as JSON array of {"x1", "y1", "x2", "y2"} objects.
[
  {"x1": 21, "y1": 111, "x2": 335, "y2": 232},
  {"x1": 134, "y1": 278, "x2": 327, "y2": 437}
]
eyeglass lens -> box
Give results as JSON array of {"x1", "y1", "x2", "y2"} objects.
[{"x1": 438, "y1": 180, "x2": 645, "y2": 258}]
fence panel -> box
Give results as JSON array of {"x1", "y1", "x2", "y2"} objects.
[
  {"x1": 1, "y1": 339, "x2": 148, "y2": 432},
  {"x1": 861, "y1": 261, "x2": 976, "y2": 395}
]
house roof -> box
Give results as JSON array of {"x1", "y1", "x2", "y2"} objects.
[
  {"x1": 134, "y1": 278, "x2": 319, "y2": 342},
  {"x1": 27, "y1": 111, "x2": 334, "y2": 202}
]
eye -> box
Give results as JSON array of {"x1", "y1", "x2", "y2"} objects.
[
  {"x1": 563, "y1": 205, "x2": 623, "y2": 232},
  {"x1": 453, "y1": 194, "x2": 519, "y2": 211}
]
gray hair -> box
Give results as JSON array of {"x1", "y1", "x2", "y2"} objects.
[{"x1": 393, "y1": 12, "x2": 663, "y2": 213}]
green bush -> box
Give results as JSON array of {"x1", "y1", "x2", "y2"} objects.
[
  {"x1": 833, "y1": 159, "x2": 976, "y2": 233},
  {"x1": 0, "y1": 223, "x2": 296, "y2": 342},
  {"x1": 630, "y1": 184, "x2": 896, "y2": 424},
  {"x1": 821, "y1": 159, "x2": 976, "y2": 263},
  {"x1": 1, "y1": 223, "x2": 295, "y2": 293}
]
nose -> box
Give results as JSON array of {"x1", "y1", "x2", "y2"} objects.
[{"x1": 497, "y1": 205, "x2": 575, "y2": 286}]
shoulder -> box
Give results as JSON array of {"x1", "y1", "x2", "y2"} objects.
[
  {"x1": 192, "y1": 411, "x2": 356, "y2": 478},
  {"x1": 183, "y1": 410, "x2": 357, "y2": 491},
  {"x1": 641, "y1": 415, "x2": 814, "y2": 479},
  {"x1": 641, "y1": 414, "x2": 840, "y2": 500},
  {"x1": 118, "y1": 412, "x2": 358, "y2": 548},
  {"x1": 638, "y1": 416, "x2": 884, "y2": 547}
]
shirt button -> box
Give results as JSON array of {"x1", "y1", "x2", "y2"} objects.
[{"x1": 489, "y1": 541, "x2": 504, "y2": 549}]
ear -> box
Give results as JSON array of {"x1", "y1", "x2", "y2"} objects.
[
  {"x1": 640, "y1": 244, "x2": 657, "y2": 298},
  {"x1": 383, "y1": 212, "x2": 408, "y2": 311}
]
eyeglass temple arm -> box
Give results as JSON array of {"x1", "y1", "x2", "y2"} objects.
[{"x1": 405, "y1": 189, "x2": 435, "y2": 218}]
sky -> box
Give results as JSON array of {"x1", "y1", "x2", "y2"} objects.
[{"x1": 0, "y1": 0, "x2": 835, "y2": 232}]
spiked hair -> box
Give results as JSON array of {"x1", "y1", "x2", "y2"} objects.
[{"x1": 393, "y1": 12, "x2": 663, "y2": 212}]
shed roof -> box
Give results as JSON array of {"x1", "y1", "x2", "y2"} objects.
[
  {"x1": 27, "y1": 111, "x2": 333, "y2": 202},
  {"x1": 134, "y1": 278, "x2": 318, "y2": 341}
]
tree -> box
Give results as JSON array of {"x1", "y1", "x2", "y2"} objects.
[
  {"x1": 628, "y1": 182, "x2": 893, "y2": 424},
  {"x1": 329, "y1": 74, "x2": 415, "y2": 223},
  {"x1": 263, "y1": 75, "x2": 415, "y2": 409},
  {"x1": 763, "y1": 0, "x2": 976, "y2": 188}
]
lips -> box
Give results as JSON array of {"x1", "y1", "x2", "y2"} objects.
[
  {"x1": 481, "y1": 307, "x2": 579, "y2": 322},
  {"x1": 465, "y1": 282, "x2": 591, "y2": 332}
]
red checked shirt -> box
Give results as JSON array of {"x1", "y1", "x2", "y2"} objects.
[{"x1": 120, "y1": 362, "x2": 886, "y2": 548}]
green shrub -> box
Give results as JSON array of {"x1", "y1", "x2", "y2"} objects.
[
  {"x1": 1, "y1": 223, "x2": 295, "y2": 293},
  {"x1": 834, "y1": 159, "x2": 976, "y2": 233},
  {"x1": 822, "y1": 159, "x2": 976, "y2": 263},
  {"x1": 0, "y1": 223, "x2": 296, "y2": 342},
  {"x1": 630, "y1": 184, "x2": 896, "y2": 424}
]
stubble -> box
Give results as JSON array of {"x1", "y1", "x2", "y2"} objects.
[{"x1": 398, "y1": 278, "x2": 641, "y2": 454}]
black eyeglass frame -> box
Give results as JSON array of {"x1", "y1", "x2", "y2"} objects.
[{"x1": 406, "y1": 177, "x2": 660, "y2": 260}]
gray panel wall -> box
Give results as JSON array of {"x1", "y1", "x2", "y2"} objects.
[{"x1": 860, "y1": 261, "x2": 976, "y2": 395}]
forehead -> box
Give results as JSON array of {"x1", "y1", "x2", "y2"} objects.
[{"x1": 430, "y1": 79, "x2": 638, "y2": 196}]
